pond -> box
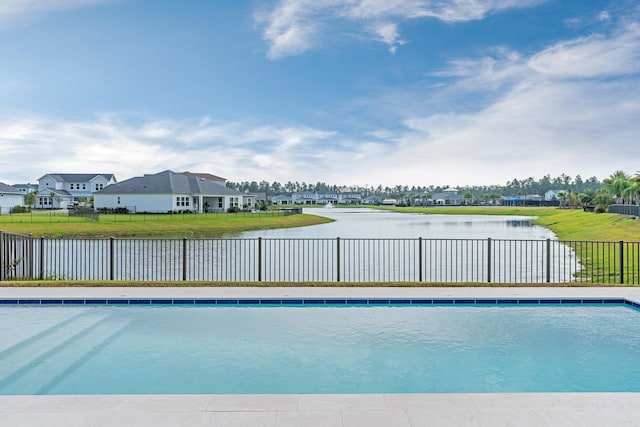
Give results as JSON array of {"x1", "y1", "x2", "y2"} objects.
[{"x1": 238, "y1": 208, "x2": 557, "y2": 240}]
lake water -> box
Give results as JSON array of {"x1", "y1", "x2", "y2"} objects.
[
  {"x1": 238, "y1": 208, "x2": 557, "y2": 240},
  {"x1": 31, "y1": 208, "x2": 579, "y2": 283}
]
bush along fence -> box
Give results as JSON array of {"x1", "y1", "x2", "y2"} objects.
[{"x1": 1, "y1": 231, "x2": 639, "y2": 284}]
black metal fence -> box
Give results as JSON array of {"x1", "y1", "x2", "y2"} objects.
[
  {"x1": 2, "y1": 231, "x2": 639, "y2": 284},
  {"x1": 609, "y1": 204, "x2": 640, "y2": 217}
]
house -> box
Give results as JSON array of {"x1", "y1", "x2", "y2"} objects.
[
  {"x1": 10, "y1": 184, "x2": 38, "y2": 194},
  {"x1": 544, "y1": 190, "x2": 565, "y2": 201},
  {"x1": 271, "y1": 195, "x2": 292, "y2": 205},
  {"x1": 93, "y1": 170, "x2": 254, "y2": 213},
  {"x1": 316, "y1": 191, "x2": 338, "y2": 205},
  {"x1": 292, "y1": 191, "x2": 316, "y2": 205},
  {"x1": 338, "y1": 192, "x2": 362, "y2": 204},
  {"x1": 362, "y1": 195, "x2": 380, "y2": 205},
  {"x1": 35, "y1": 173, "x2": 116, "y2": 209},
  {"x1": 432, "y1": 188, "x2": 463, "y2": 205},
  {"x1": 0, "y1": 182, "x2": 25, "y2": 214},
  {"x1": 381, "y1": 199, "x2": 398, "y2": 206}
]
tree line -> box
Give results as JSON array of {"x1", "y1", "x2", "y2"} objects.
[
  {"x1": 227, "y1": 173, "x2": 603, "y2": 200},
  {"x1": 227, "y1": 170, "x2": 640, "y2": 211}
]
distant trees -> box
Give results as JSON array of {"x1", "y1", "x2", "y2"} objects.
[{"x1": 226, "y1": 172, "x2": 612, "y2": 208}]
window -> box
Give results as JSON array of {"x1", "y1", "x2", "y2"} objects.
[
  {"x1": 176, "y1": 196, "x2": 190, "y2": 207},
  {"x1": 82, "y1": 184, "x2": 86, "y2": 190},
  {"x1": 95, "y1": 183, "x2": 104, "y2": 191},
  {"x1": 218, "y1": 199, "x2": 223, "y2": 208},
  {"x1": 230, "y1": 197, "x2": 239, "y2": 207},
  {"x1": 70, "y1": 184, "x2": 75, "y2": 190}
]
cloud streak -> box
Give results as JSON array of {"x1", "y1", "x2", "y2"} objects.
[
  {"x1": 256, "y1": 0, "x2": 546, "y2": 59},
  {"x1": 0, "y1": 0, "x2": 109, "y2": 29}
]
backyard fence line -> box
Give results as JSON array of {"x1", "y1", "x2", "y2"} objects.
[
  {"x1": 609, "y1": 204, "x2": 640, "y2": 217},
  {"x1": 1, "y1": 231, "x2": 639, "y2": 284}
]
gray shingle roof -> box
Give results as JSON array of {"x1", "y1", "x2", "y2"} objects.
[
  {"x1": 97, "y1": 170, "x2": 244, "y2": 196},
  {"x1": 0, "y1": 182, "x2": 21, "y2": 194},
  {"x1": 38, "y1": 174, "x2": 115, "y2": 182}
]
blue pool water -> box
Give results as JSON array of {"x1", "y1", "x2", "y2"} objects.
[{"x1": 1, "y1": 303, "x2": 639, "y2": 395}]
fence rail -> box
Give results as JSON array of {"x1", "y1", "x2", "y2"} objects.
[{"x1": 1, "y1": 231, "x2": 639, "y2": 284}]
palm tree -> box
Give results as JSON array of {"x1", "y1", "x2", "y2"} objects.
[
  {"x1": 604, "y1": 170, "x2": 631, "y2": 203},
  {"x1": 622, "y1": 181, "x2": 640, "y2": 205},
  {"x1": 463, "y1": 191, "x2": 473, "y2": 206}
]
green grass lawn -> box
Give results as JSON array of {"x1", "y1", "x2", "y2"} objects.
[{"x1": 0, "y1": 211, "x2": 333, "y2": 238}]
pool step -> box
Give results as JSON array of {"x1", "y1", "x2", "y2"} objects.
[{"x1": 0, "y1": 312, "x2": 130, "y2": 394}]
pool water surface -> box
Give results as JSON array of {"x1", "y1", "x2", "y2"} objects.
[{"x1": 1, "y1": 303, "x2": 639, "y2": 395}]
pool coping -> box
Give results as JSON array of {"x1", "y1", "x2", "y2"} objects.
[{"x1": 2, "y1": 286, "x2": 640, "y2": 427}]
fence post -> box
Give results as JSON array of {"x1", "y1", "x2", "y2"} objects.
[
  {"x1": 183, "y1": 237, "x2": 188, "y2": 281},
  {"x1": 487, "y1": 238, "x2": 492, "y2": 283},
  {"x1": 336, "y1": 237, "x2": 341, "y2": 282},
  {"x1": 546, "y1": 238, "x2": 551, "y2": 283},
  {"x1": 619, "y1": 240, "x2": 624, "y2": 285},
  {"x1": 258, "y1": 237, "x2": 262, "y2": 282},
  {"x1": 39, "y1": 236, "x2": 45, "y2": 280},
  {"x1": 110, "y1": 237, "x2": 115, "y2": 281},
  {"x1": 418, "y1": 237, "x2": 423, "y2": 282},
  {"x1": 0, "y1": 231, "x2": 3, "y2": 281}
]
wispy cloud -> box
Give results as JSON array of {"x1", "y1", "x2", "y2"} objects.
[
  {"x1": 256, "y1": 0, "x2": 546, "y2": 59},
  {"x1": 371, "y1": 22, "x2": 640, "y2": 184},
  {"x1": 0, "y1": 114, "x2": 340, "y2": 184},
  {"x1": 0, "y1": 0, "x2": 109, "y2": 29}
]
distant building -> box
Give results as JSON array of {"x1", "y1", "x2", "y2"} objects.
[
  {"x1": 271, "y1": 195, "x2": 292, "y2": 205},
  {"x1": 0, "y1": 182, "x2": 24, "y2": 214},
  {"x1": 11, "y1": 184, "x2": 38, "y2": 194},
  {"x1": 35, "y1": 173, "x2": 116, "y2": 209},
  {"x1": 292, "y1": 191, "x2": 316, "y2": 205},
  {"x1": 94, "y1": 170, "x2": 253, "y2": 213},
  {"x1": 432, "y1": 188, "x2": 463, "y2": 205},
  {"x1": 338, "y1": 192, "x2": 362, "y2": 204}
]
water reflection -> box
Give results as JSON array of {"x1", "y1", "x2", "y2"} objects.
[{"x1": 238, "y1": 208, "x2": 556, "y2": 240}]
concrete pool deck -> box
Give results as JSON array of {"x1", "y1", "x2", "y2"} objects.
[{"x1": 1, "y1": 286, "x2": 640, "y2": 427}]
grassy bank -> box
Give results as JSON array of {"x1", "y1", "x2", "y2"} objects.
[
  {"x1": 0, "y1": 212, "x2": 333, "y2": 238},
  {"x1": 379, "y1": 206, "x2": 640, "y2": 241}
]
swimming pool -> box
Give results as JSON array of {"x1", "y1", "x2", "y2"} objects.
[{"x1": 1, "y1": 298, "x2": 639, "y2": 395}]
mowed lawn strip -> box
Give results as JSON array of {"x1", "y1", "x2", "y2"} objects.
[{"x1": 0, "y1": 212, "x2": 333, "y2": 238}]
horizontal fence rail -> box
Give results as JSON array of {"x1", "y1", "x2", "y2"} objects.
[{"x1": 1, "y1": 232, "x2": 639, "y2": 284}]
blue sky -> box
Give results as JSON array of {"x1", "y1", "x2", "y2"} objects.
[{"x1": 1, "y1": 0, "x2": 639, "y2": 187}]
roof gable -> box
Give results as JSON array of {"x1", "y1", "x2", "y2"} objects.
[{"x1": 97, "y1": 170, "x2": 243, "y2": 196}]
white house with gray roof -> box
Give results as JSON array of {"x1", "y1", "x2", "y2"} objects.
[
  {"x1": 0, "y1": 182, "x2": 25, "y2": 214},
  {"x1": 36, "y1": 173, "x2": 116, "y2": 209},
  {"x1": 93, "y1": 170, "x2": 254, "y2": 213}
]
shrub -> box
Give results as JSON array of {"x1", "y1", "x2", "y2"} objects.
[
  {"x1": 11, "y1": 206, "x2": 29, "y2": 214},
  {"x1": 227, "y1": 206, "x2": 241, "y2": 213}
]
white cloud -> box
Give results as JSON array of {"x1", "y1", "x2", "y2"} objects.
[
  {"x1": 529, "y1": 23, "x2": 640, "y2": 78},
  {"x1": 256, "y1": 0, "x2": 546, "y2": 59},
  {"x1": 358, "y1": 23, "x2": 640, "y2": 185},
  {"x1": 0, "y1": 114, "x2": 341, "y2": 185}
]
